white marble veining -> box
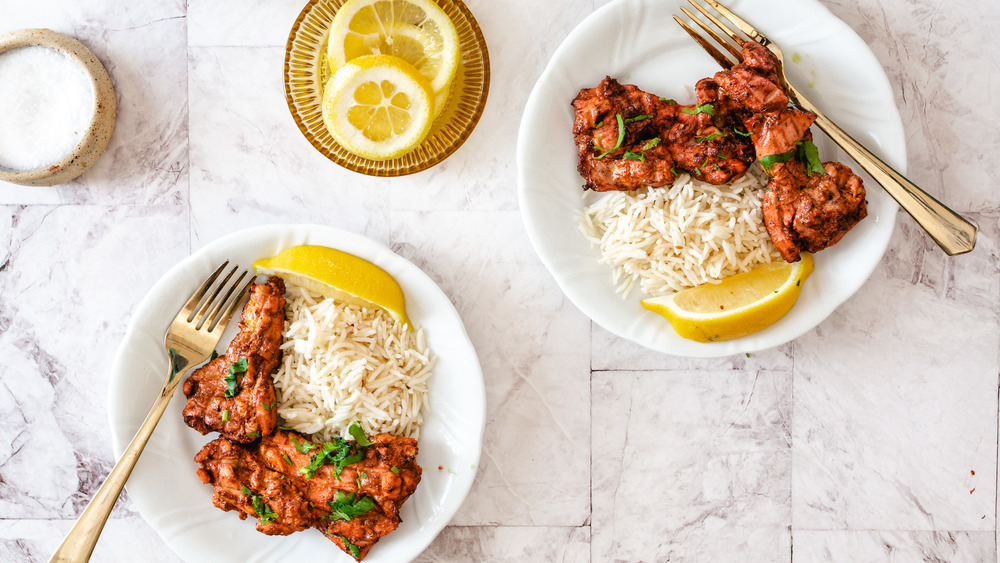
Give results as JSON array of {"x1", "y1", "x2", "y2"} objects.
[{"x1": 1, "y1": 0, "x2": 998, "y2": 561}]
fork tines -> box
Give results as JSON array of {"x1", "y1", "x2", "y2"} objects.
[
  {"x1": 673, "y1": 0, "x2": 764, "y2": 69},
  {"x1": 182, "y1": 262, "x2": 254, "y2": 332}
]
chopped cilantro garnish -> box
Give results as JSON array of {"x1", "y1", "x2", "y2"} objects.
[
  {"x1": 221, "y1": 410, "x2": 229, "y2": 422},
  {"x1": 348, "y1": 421, "x2": 372, "y2": 446},
  {"x1": 719, "y1": 153, "x2": 729, "y2": 160},
  {"x1": 299, "y1": 438, "x2": 365, "y2": 479},
  {"x1": 641, "y1": 137, "x2": 660, "y2": 151},
  {"x1": 758, "y1": 150, "x2": 795, "y2": 174},
  {"x1": 339, "y1": 535, "x2": 361, "y2": 559},
  {"x1": 246, "y1": 431, "x2": 259, "y2": 439},
  {"x1": 251, "y1": 495, "x2": 277, "y2": 524},
  {"x1": 223, "y1": 358, "x2": 248, "y2": 398},
  {"x1": 733, "y1": 127, "x2": 752, "y2": 137},
  {"x1": 262, "y1": 402, "x2": 272, "y2": 412},
  {"x1": 290, "y1": 437, "x2": 317, "y2": 454},
  {"x1": 594, "y1": 114, "x2": 626, "y2": 160},
  {"x1": 240, "y1": 485, "x2": 278, "y2": 524},
  {"x1": 759, "y1": 140, "x2": 824, "y2": 175},
  {"x1": 324, "y1": 492, "x2": 376, "y2": 522},
  {"x1": 594, "y1": 113, "x2": 652, "y2": 160},
  {"x1": 795, "y1": 139, "x2": 825, "y2": 176},
  {"x1": 209, "y1": 350, "x2": 219, "y2": 361},
  {"x1": 623, "y1": 114, "x2": 652, "y2": 124},
  {"x1": 695, "y1": 133, "x2": 726, "y2": 143},
  {"x1": 390, "y1": 466, "x2": 400, "y2": 474},
  {"x1": 282, "y1": 453, "x2": 293, "y2": 465},
  {"x1": 595, "y1": 120, "x2": 603, "y2": 128},
  {"x1": 681, "y1": 103, "x2": 715, "y2": 116},
  {"x1": 623, "y1": 151, "x2": 645, "y2": 162}
]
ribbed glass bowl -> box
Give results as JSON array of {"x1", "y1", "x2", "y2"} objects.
[{"x1": 284, "y1": 0, "x2": 490, "y2": 176}]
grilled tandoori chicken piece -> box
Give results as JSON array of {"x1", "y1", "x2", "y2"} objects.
[
  {"x1": 763, "y1": 160, "x2": 868, "y2": 262},
  {"x1": 182, "y1": 276, "x2": 286, "y2": 442},
  {"x1": 572, "y1": 77, "x2": 755, "y2": 191},
  {"x1": 195, "y1": 430, "x2": 422, "y2": 561},
  {"x1": 194, "y1": 436, "x2": 315, "y2": 535},
  {"x1": 696, "y1": 41, "x2": 868, "y2": 261}
]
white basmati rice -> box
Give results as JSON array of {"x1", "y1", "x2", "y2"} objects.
[
  {"x1": 577, "y1": 171, "x2": 781, "y2": 298},
  {"x1": 272, "y1": 284, "x2": 433, "y2": 442}
]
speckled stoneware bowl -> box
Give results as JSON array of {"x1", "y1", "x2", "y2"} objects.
[{"x1": 0, "y1": 29, "x2": 116, "y2": 187}]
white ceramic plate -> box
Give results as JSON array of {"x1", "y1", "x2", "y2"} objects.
[
  {"x1": 107, "y1": 224, "x2": 485, "y2": 562},
  {"x1": 517, "y1": 0, "x2": 905, "y2": 357}
]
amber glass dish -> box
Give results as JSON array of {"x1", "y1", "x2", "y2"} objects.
[{"x1": 284, "y1": 0, "x2": 490, "y2": 176}]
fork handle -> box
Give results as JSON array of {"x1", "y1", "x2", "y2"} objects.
[
  {"x1": 49, "y1": 365, "x2": 183, "y2": 563},
  {"x1": 799, "y1": 99, "x2": 977, "y2": 255}
]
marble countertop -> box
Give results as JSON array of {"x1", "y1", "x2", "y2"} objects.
[{"x1": 1, "y1": 0, "x2": 997, "y2": 561}]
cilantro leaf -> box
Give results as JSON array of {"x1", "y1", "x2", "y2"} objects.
[
  {"x1": 251, "y1": 495, "x2": 278, "y2": 524},
  {"x1": 594, "y1": 113, "x2": 626, "y2": 160},
  {"x1": 299, "y1": 438, "x2": 365, "y2": 479},
  {"x1": 348, "y1": 421, "x2": 372, "y2": 446},
  {"x1": 623, "y1": 151, "x2": 645, "y2": 162},
  {"x1": 340, "y1": 535, "x2": 361, "y2": 559},
  {"x1": 733, "y1": 127, "x2": 752, "y2": 137},
  {"x1": 241, "y1": 485, "x2": 279, "y2": 525},
  {"x1": 289, "y1": 436, "x2": 317, "y2": 454},
  {"x1": 758, "y1": 150, "x2": 795, "y2": 174},
  {"x1": 623, "y1": 114, "x2": 652, "y2": 124},
  {"x1": 641, "y1": 137, "x2": 660, "y2": 151},
  {"x1": 695, "y1": 133, "x2": 726, "y2": 142},
  {"x1": 795, "y1": 139, "x2": 825, "y2": 176},
  {"x1": 681, "y1": 103, "x2": 715, "y2": 116},
  {"x1": 223, "y1": 358, "x2": 248, "y2": 398},
  {"x1": 324, "y1": 492, "x2": 376, "y2": 522}
]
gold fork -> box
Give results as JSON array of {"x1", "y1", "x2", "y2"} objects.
[
  {"x1": 674, "y1": 0, "x2": 978, "y2": 256},
  {"x1": 49, "y1": 261, "x2": 255, "y2": 563}
]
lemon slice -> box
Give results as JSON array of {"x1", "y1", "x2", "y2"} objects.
[
  {"x1": 322, "y1": 54, "x2": 435, "y2": 161},
  {"x1": 640, "y1": 254, "x2": 814, "y2": 343},
  {"x1": 254, "y1": 245, "x2": 412, "y2": 329},
  {"x1": 327, "y1": 0, "x2": 460, "y2": 94}
]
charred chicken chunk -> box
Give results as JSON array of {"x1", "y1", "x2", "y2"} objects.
[
  {"x1": 698, "y1": 41, "x2": 868, "y2": 261},
  {"x1": 195, "y1": 430, "x2": 422, "y2": 561},
  {"x1": 763, "y1": 160, "x2": 867, "y2": 262},
  {"x1": 572, "y1": 77, "x2": 754, "y2": 191},
  {"x1": 182, "y1": 276, "x2": 286, "y2": 442},
  {"x1": 194, "y1": 435, "x2": 315, "y2": 536}
]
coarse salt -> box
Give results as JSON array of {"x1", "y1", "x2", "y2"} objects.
[{"x1": 0, "y1": 46, "x2": 95, "y2": 172}]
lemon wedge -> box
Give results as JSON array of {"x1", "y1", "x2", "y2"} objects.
[
  {"x1": 328, "y1": 0, "x2": 460, "y2": 94},
  {"x1": 254, "y1": 245, "x2": 412, "y2": 329},
  {"x1": 641, "y1": 254, "x2": 814, "y2": 343},
  {"x1": 322, "y1": 54, "x2": 435, "y2": 161}
]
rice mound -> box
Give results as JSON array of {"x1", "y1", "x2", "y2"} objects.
[
  {"x1": 577, "y1": 171, "x2": 781, "y2": 297},
  {"x1": 272, "y1": 284, "x2": 433, "y2": 442}
]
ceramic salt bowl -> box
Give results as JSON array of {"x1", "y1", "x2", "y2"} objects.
[{"x1": 0, "y1": 29, "x2": 116, "y2": 187}]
